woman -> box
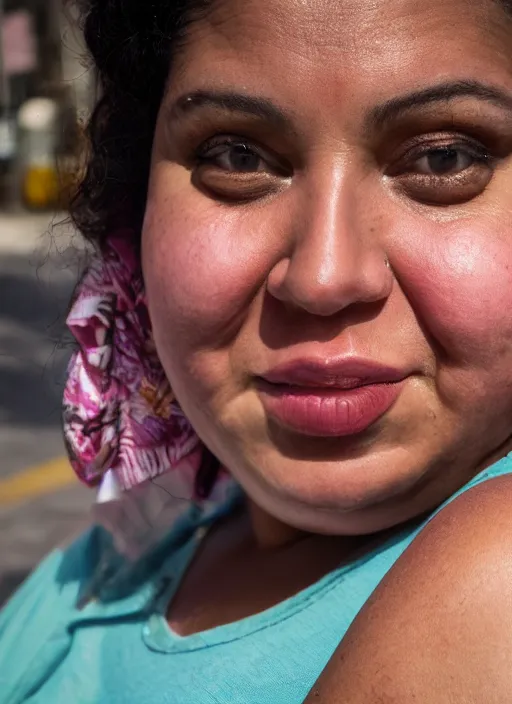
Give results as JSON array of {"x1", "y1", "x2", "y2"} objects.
[{"x1": 3, "y1": 0, "x2": 512, "y2": 701}]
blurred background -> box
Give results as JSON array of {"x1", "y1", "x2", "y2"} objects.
[{"x1": 0, "y1": 0, "x2": 94, "y2": 604}]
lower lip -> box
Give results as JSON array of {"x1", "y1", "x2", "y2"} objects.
[{"x1": 258, "y1": 382, "x2": 404, "y2": 437}]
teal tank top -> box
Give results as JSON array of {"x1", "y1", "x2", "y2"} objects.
[{"x1": 2, "y1": 454, "x2": 512, "y2": 704}]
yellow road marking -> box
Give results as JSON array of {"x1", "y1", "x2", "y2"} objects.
[{"x1": 0, "y1": 457, "x2": 76, "y2": 507}]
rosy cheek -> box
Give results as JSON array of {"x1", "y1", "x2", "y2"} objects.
[
  {"x1": 142, "y1": 193, "x2": 278, "y2": 353},
  {"x1": 393, "y1": 216, "x2": 512, "y2": 362}
]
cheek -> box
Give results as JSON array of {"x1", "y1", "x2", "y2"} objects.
[
  {"x1": 393, "y1": 215, "x2": 512, "y2": 364},
  {"x1": 141, "y1": 180, "x2": 281, "y2": 380}
]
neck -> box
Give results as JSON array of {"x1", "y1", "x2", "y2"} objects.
[{"x1": 247, "y1": 500, "x2": 308, "y2": 549}]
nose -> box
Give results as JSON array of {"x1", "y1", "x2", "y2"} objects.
[{"x1": 267, "y1": 170, "x2": 393, "y2": 317}]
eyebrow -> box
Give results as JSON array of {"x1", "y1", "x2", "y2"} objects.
[
  {"x1": 168, "y1": 80, "x2": 512, "y2": 134},
  {"x1": 169, "y1": 90, "x2": 293, "y2": 131},
  {"x1": 369, "y1": 80, "x2": 512, "y2": 127}
]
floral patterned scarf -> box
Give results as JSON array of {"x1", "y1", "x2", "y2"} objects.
[{"x1": 62, "y1": 232, "x2": 230, "y2": 508}]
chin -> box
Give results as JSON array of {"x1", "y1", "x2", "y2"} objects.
[{"x1": 229, "y1": 442, "x2": 431, "y2": 536}]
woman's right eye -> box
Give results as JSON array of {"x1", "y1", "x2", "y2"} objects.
[
  {"x1": 198, "y1": 141, "x2": 267, "y2": 173},
  {"x1": 193, "y1": 138, "x2": 288, "y2": 202}
]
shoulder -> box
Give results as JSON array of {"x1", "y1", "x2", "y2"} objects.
[
  {"x1": 0, "y1": 526, "x2": 109, "y2": 701},
  {"x1": 402, "y1": 471, "x2": 512, "y2": 577},
  {"x1": 1, "y1": 525, "x2": 108, "y2": 623},
  {"x1": 306, "y1": 474, "x2": 512, "y2": 703}
]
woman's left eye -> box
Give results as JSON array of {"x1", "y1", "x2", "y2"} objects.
[
  {"x1": 390, "y1": 141, "x2": 494, "y2": 206},
  {"x1": 412, "y1": 147, "x2": 479, "y2": 176}
]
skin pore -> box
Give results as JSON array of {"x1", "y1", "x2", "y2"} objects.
[{"x1": 141, "y1": 0, "x2": 512, "y2": 644}]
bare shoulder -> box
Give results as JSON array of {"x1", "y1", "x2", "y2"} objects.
[{"x1": 305, "y1": 475, "x2": 512, "y2": 703}]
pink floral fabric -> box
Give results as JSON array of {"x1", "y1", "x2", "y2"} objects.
[{"x1": 63, "y1": 232, "x2": 223, "y2": 498}]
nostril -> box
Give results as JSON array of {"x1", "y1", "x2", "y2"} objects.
[{"x1": 266, "y1": 258, "x2": 292, "y2": 301}]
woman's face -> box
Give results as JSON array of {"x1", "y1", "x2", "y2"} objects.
[{"x1": 142, "y1": 0, "x2": 512, "y2": 534}]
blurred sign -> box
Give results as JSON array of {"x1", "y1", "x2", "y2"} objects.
[{"x1": 1, "y1": 10, "x2": 37, "y2": 76}]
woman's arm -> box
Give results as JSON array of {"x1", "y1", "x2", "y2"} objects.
[{"x1": 304, "y1": 476, "x2": 512, "y2": 703}]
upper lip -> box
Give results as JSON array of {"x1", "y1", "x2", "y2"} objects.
[{"x1": 260, "y1": 358, "x2": 408, "y2": 389}]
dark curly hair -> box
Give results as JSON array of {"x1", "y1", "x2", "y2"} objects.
[
  {"x1": 69, "y1": 0, "x2": 220, "y2": 498},
  {"x1": 69, "y1": 0, "x2": 211, "y2": 249}
]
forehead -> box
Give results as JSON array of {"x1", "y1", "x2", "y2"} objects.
[
  {"x1": 200, "y1": 0, "x2": 498, "y2": 46},
  {"x1": 172, "y1": 0, "x2": 512, "y2": 105}
]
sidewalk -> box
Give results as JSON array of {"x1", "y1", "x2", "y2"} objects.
[{"x1": 0, "y1": 210, "x2": 92, "y2": 252}]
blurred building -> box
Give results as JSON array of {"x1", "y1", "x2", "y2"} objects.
[
  {"x1": 0, "y1": 1, "x2": 95, "y2": 604},
  {"x1": 0, "y1": 0, "x2": 93, "y2": 212}
]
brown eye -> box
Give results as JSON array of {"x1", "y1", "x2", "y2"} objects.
[
  {"x1": 194, "y1": 138, "x2": 288, "y2": 202},
  {"x1": 197, "y1": 140, "x2": 267, "y2": 173},
  {"x1": 391, "y1": 143, "x2": 494, "y2": 206},
  {"x1": 413, "y1": 147, "x2": 475, "y2": 176},
  {"x1": 229, "y1": 145, "x2": 264, "y2": 171}
]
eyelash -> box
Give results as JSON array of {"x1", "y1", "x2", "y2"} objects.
[{"x1": 195, "y1": 134, "x2": 494, "y2": 168}]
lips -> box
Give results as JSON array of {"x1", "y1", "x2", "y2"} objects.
[{"x1": 257, "y1": 358, "x2": 407, "y2": 437}]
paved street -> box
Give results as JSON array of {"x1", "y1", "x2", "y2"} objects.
[{"x1": 0, "y1": 213, "x2": 93, "y2": 604}]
